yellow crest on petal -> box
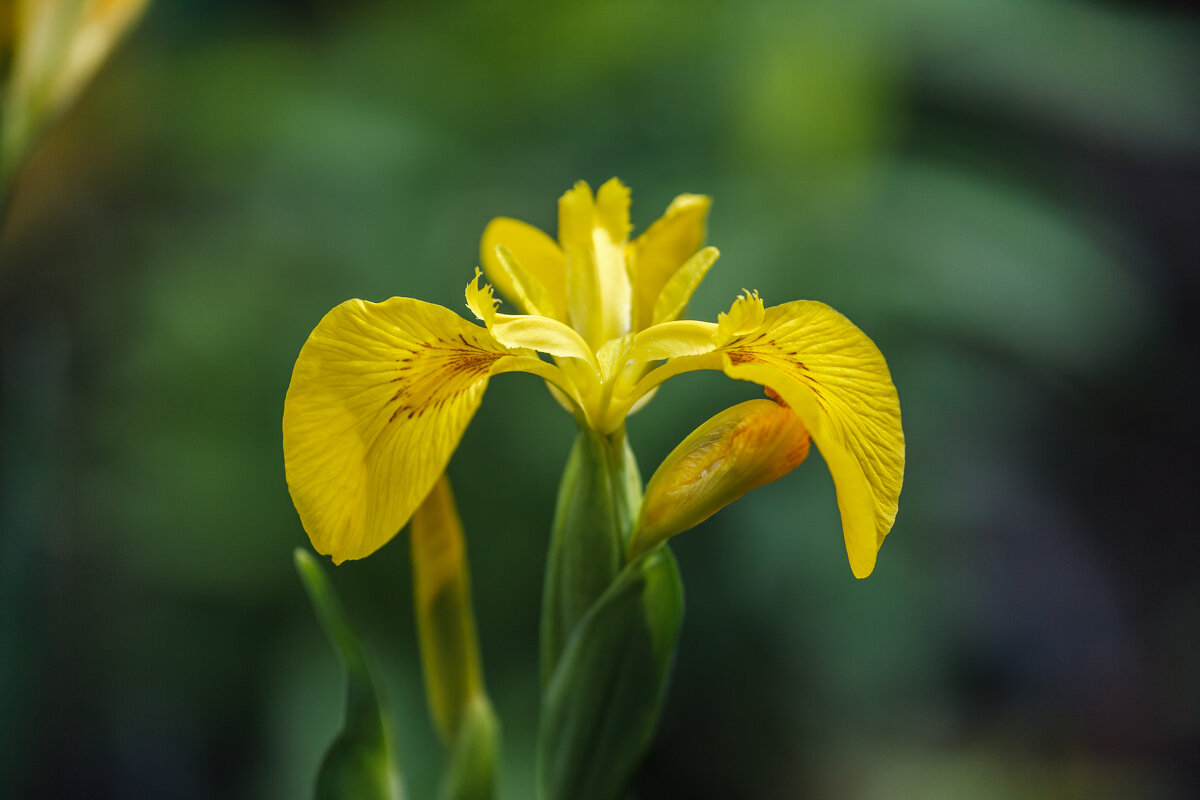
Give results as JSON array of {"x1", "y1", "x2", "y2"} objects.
[{"x1": 718, "y1": 290, "x2": 766, "y2": 338}]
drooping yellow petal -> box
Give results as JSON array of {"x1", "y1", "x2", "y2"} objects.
[
  {"x1": 716, "y1": 300, "x2": 904, "y2": 578},
  {"x1": 629, "y1": 398, "x2": 811, "y2": 559},
  {"x1": 631, "y1": 193, "x2": 712, "y2": 330},
  {"x1": 411, "y1": 476, "x2": 485, "y2": 744},
  {"x1": 284, "y1": 297, "x2": 533, "y2": 563},
  {"x1": 480, "y1": 218, "x2": 567, "y2": 319}
]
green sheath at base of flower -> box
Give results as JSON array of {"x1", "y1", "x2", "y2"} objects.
[
  {"x1": 537, "y1": 545, "x2": 684, "y2": 800},
  {"x1": 539, "y1": 425, "x2": 641, "y2": 686},
  {"x1": 438, "y1": 695, "x2": 500, "y2": 800},
  {"x1": 294, "y1": 549, "x2": 405, "y2": 800}
]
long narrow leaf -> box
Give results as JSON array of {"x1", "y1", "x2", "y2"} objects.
[{"x1": 294, "y1": 548, "x2": 404, "y2": 800}]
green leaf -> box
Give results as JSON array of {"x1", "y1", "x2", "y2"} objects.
[
  {"x1": 540, "y1": 426, "x2": 642, "y2": 685},
  {"x1": 294, "y1": 549, "x2": 405, "y2": 800},
  {"x1": 438, "y1": 695, "x2": 501, "y2": 800},
  {"x1": 537, "y1": 546, "x2": 685, "y2": 800}
]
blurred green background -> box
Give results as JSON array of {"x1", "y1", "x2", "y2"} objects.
[{"x1": 2, "y1": 0, "x2": 1198, "y2": 797}]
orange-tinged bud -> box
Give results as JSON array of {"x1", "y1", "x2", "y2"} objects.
[{"x1": 629, "y1": 397, "x2": 810, "y2": 559}]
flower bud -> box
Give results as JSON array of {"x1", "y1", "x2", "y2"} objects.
[
  {"x1": 629, "y1": 397, "x2": 809, "y2": 558},
  {"x1": 411, "y1": 477, "x2": 484, "y2": 745}
]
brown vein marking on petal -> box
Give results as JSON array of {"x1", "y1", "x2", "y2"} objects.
[
  {"x1": 728, "y1": 344, "x2": 828, "y2": 415},
  {"x1": 727, "y1": 349, "x2": 760, "y2": 365},
  {"x1": 387, "y1": 340, "x2": 504, "y2": 423}
]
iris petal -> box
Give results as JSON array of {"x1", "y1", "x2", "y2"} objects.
[
  {"x1": 465, "y1": 272, "x2": 600, "y2": 373},
  {"x1": 630, "y1": 193, "x2": 711, "y2": 330},
  {"x1": 717, "y1": 301, "x2": 904, "y2": 578},
  {"x1": 558, "y1": 179, "x2": 634, "y2": 346},
  {"x1": 284, "y1": 298, "x2": 522, "y2": 562},
  {"x1": 651, "y1": 246, "x2": 720, "y2": 325},
  {"x1": 480, "y1": 218, "x2": 567, "y2": 319}
]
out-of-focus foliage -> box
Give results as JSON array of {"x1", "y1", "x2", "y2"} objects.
[
  {"x1": 1, "y1": 0, "x2": 1197, "y2": 798},
  {"x1": 1, "y1": 0, "x2": 151, "y2": 187}
]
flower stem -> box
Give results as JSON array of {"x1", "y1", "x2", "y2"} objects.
[{"x1": 539, "y1": 425, "x2": 642, "y2": 686}]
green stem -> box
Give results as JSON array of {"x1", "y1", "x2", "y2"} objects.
[
  {"x1": 536, "y1": 546, "x2": 684, "y2": 800},
  {"x1": 538, "y1": 425, "x2": 642, "y2": 686}
]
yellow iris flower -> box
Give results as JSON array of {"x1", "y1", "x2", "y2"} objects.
[{"x1": 283, "y1": 179, "x2": 904, "y2": 577}]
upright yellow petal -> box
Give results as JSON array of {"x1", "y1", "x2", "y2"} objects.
[
  {"x1": 630, "y1": 193, "x2": 711, "y2": 330},
  {"x1": 558, "y1": 179, "x2": 633, "y2": 348},
  {"x1": 716, "y1": 300, "x2": 904, "y2": 578},
  {"x1": 480, "y1": 218, "x2": 567, "y2": 319},
  {"x1": 559, "y1": 181, "x2": 601, "y2": 344},
  {"x1": 651, "y1": 246, "x2": 720, "y2": 325},
  {"x1": 558, "y1": 180, "x2": 595, "y2": 255},
  {"x1": 284, "y1": 298, "x2": 522, "y2": 563},
  {"x1": 492, "y1": 245, "x2": 559, "y2": 319},
  {"x1": 593, "y1": 177, "x2": 632, "y2": 243}
]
